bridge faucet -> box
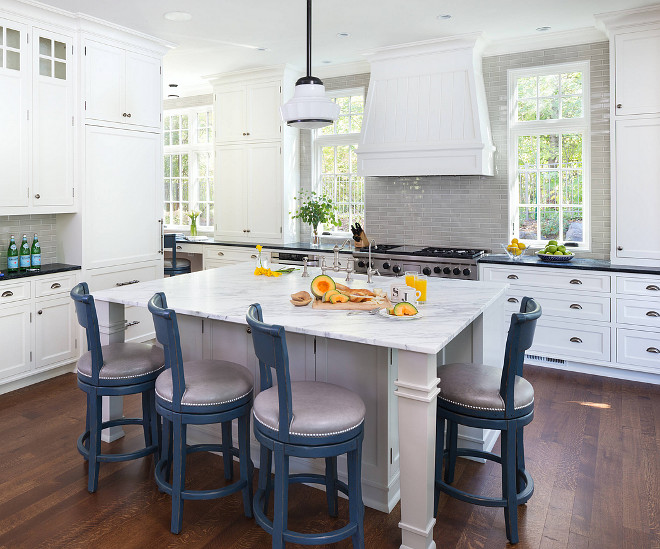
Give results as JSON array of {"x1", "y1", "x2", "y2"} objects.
[{"x1": 366, "y1": 239, "x2": 380, "y2": 284}]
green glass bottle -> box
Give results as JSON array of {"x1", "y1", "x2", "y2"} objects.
[
  {"x1": 19, "y1": 234, "x2": 31, "y2": 271},
  {"x1": 7, "y1": 235, "x2": 18, "y2": 273},
  {"x1": 31, "y1": 234, "x2": 41, "y2": 270}
]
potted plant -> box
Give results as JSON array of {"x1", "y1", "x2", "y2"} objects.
[{"x1": 290, "y1": 191, "x2": 340, "y2": 245}]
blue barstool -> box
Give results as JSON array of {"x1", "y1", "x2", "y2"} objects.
[
  {"x1": 71, "y1": 282, "x2": 164, "y2": 493},
  {"x1": 164, "y1": 234, "x2": 191, "y2": 277},
  {"x1": 434, "y1": 297, "x2": 542, "y2": 544},
  {"x1": 246, "y1": 303, "x2": 366, "y2": 549},
  {"x1": 148, "y1": 292, "x2": 254, "y2": 534}
]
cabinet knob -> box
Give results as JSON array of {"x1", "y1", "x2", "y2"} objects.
[
  {"x1": 569, "y1": 279, "x2": 582, "y2": 285},
  {"x1": 246, "y1": 132, "x2": 250, "y2": 135},
  {"x1": 242, "y1": 132, "x2": 247, "y2": 136},
  {"x1": 1, "y1": 291, "x2": 13, "y2": 298},
  {"x1": 647, "y1": 347, "x2": 660, "y2": 354},
  {"x1": 570, "y1": 337, "x2": 582, "y2": 344},
  {"x1": 37, "y1": 310, "x2": 43, "y2": 315},
  {"x1": 246, "y1": 229, "x2": 251, "y2": 233},
  {"x1": 122, "y1": 113, "x2": 127, "y2": 117},
  {"x1": 617, "y1": 246, "x2": 623, "y2": 251},
  {"x1": 570, "y1": 303, "x2": 582, "y2": 310},
  {"x1": 616, "y1": 104, "x2": 622, "y2": 109},
  {"x1": 126, "y1": 113, "x2": 131, "y2": 118},
  {"x1": 34, "y1": 194, "x2": 40, "y2": 199},
  {"x1": 507, "y1": 274, "x2": 518, "y2": 280},
  {"x1": 246, "y1": 327, "x2": 252, "y2": 334}
]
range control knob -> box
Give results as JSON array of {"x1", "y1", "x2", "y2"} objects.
[
  {"x1": 443, "y1": 267, "x2": 451, "y2": 275},
  {"x1": 434, "y1": 266, "x2": 442, "y2": 274},
  {"x1": 392, "y1": 265, "x2": 401, "y2": 274},
  {"x1": 357, "y1": 260, "x2": 365, "y2": 268},
  {"x1": 422, "y1": 267, "x2": 432, "y2": 276},
  {"x1": 463, "y1": 268, "x2": 471, "y2": 276},
  {"x1": 453, "y1": 268, "x2": 461, "y2": 276},
  {"x1": 382, "y1": 262, "x2": 391, "y2": 270}
]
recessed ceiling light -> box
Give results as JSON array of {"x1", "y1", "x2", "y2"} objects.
[
  {"x1": 256, "y1": 47, "x2": 269, "y2": 52},
  {"x1": 536, "y1": 26, "x2": 551, "y2": 32},
  {"x1": 164, "y1": 11, "x2": 192, "y2": 21},
  {"x1": 436, "y1": 14, "x2": 452, "y2": 20},
  {"x1": 337, "y1": 32, "x2": 350, "y2": 38},
  {"x1": 322, "y1": 60, "x2": 332, "y2": 64}
]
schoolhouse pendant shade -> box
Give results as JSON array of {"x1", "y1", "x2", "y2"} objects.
[{"x1": 280, "y1": 0, "x2": 339, "y2": 129}]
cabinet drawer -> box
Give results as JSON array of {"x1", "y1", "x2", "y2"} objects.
[
  {"x1": 530, "y1": 320, "x2": 611, "y2": 362},
  {"x1": 35, "y1": 273, "x2": 77, "y2": 298},
  {"x1": 482, "y1": 267, "x2": 610, "y2": 293},
  {"x1": 616, "y1": 275, "x2": 660, "y2": 297},
  {"x1": 505, "y1": 290, "x2": 610, "y2": 323},
  {"x1": 203, "y1": 259, "x2": 235, "y2": 270},
  {"x1": 616, "y1": 298, "x2": 660, "y2": 329},
  {"x1": 617, "y1": 329, "x2": 660, "y2": 372},
  {"x1": 203, "y1": 246, "x2": 257, "y2": 262},
  {"x1": 175, "y1": 242, "x2": 204, "y2": 254},
  {"x1": 87, "y1": 262, "x2": 162, "y2": 292},
  {"x1": 0, "y1": 281, "x2": 31, "y2": 304}
]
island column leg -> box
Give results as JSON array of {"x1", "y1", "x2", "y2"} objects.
[
  {"x1": 96, "y1": 299, "x2": 126, "y2": 442},
  {"x1": 395, "y1": 350, "x2": 441, "y2": 549}
]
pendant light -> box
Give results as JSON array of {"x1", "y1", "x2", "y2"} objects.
[{"x1": 280, "y1": 0, "x2": 339, "y2": 129}]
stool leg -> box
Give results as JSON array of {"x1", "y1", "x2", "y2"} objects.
[
  {"x1": 161, "y1": 417, "x2": 173, "y2": 484},
  {"x1": 516, "y1": 425, "x2": 526, "y2": 494},
  {"x1": 171, "y1": 418, "x2": 187, "y2": 534},
  {"x1": 238, "y1": 413, "x2": 253, "y2": 519},
  {"x1": 272, "y1": 441, "x2": 289, "y2": 549},
  {"x1": 141, "y1": 391, "x2": 153, "y2": 449},
  {"x1": 150, "y1": 391, "x2": 160, "y2": 462},
  {"x1": 434, "y1": 415, "x2": 446, "y2": 516},
  {"x1": 502, "y1": 426, "x2": 519, "y2": 544},
  {"x1": 325, "y1": 456, "x2": 338, "y2": 518},
  {"x1": 257, "y1": 445, "x2": 272, "y2": 514},
  {"x1": 84, "y1": 393, "x2": 91, "y2": 454},
  {"x1": 348, "y1": 436, "x2": 365, "y2": 549},
  {"x1": 87, "y1": 393, "x2": 102, "y2": 493},
  {"x1": 444, "y1": 420, "x2": 458, "y2": 484},
  {"x1": 221, "y1": 421, "x2": 234, "y2": 481}
]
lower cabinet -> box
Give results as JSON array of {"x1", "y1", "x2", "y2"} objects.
[
  {"x1": 34, "y1": 295, "x2": 77, "y2": 369},
  {"x1": 0, "y1": 303, "x2": 32, "y2": 381},
  {"x1": 203, "y1": 246, "x2": 257, "y2": 270}
]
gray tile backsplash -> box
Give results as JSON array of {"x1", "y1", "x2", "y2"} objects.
[{"x1": 0, "y1": 215, "x2": 58, "y2": 268}]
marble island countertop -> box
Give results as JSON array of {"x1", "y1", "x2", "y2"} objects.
[{"x1": 93, "y1": 263, "x2": 507, "y2": 355}]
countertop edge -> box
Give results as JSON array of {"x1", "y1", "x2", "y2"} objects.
[
  {"x1": 478, "y1": 255, "x2": 660, "y2": 276},
  {"x1": 0, "y1": 263, "x2": 81, "y2": 283}
]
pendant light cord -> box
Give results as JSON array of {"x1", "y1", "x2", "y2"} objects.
[{"x1": 306, "y1": 0, "x2": 312, "y2": 78}]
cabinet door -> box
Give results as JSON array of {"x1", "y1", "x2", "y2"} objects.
[
  {"x1": 247, "y1": 143, "x2": 282, "y2": 241},
  {"x1": 85, "y1": 126, "x2": 162, "y2": 268},
  {"x1": 0, "y1": 303, "x2": 31, "y2": 380},
  {"x1": 34, "y1": 296, "x2": 76, "y2": 369},
  {"x1": 246, "y1": 80, "x2": 282, "y2": 141},
  {"x1": 615, "y1": 118, "x2": 660, "y2": 261},
  {"x1": 85, "y1": 40, "x2": 124, "y2": 124},
  {"x1": 124, "y1": 51, "x2": 161, "y2": 129},
  {"x1": 33, "y1": 29, "x2": 74, "y2": 207},
  {"x1": 0, "y1": 19, "x2": 29, "y2": 209},
  {"x1": 215, "y1": 85, "x2": 245, "y2": 143},
  {"x1": 615, "y1": 30, "x2": 660, "y2": 116},
  {"x1": 215, "y1": 145, "x2": 248, "y2": 239}
]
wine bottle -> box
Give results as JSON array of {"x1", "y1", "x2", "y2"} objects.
[
  {"x1": 7, "y1": 236, "x2": 18, "y2": 273},
  {"x1": 31, "y1": 234, "x2": 41, "y2": 270},
  {"x1": 19, "y1": 234, "x2": 31, "y2": 271}
]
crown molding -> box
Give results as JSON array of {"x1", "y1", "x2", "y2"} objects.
[
  {"x1": 595, "y1": 4, "x2": 660, "y2": 35},
  {"x1": 483, "y1": 26, "x2": 607, "y2": 57},
  {"x1": 313, "y1": 61, "x2": 371, "y2": 79}
]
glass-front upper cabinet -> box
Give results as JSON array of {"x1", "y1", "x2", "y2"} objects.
[{"x1": 0, "y1": 19, "x2": 30, "y2": 209}]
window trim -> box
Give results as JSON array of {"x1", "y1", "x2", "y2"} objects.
[{"x1": 507, "y1": 61, "x2": 591, "y2": 250}]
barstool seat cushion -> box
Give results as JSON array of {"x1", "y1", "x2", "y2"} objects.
[
  {"x1": 164, "y1": 258, "x2": 191, "y2": 269},
  {"x1": 155, "y1": 359, "x2": 253, "y2": 411},
  {"x1": 437, "y1": 363, "x2": 534, "y2": 418},
  {"x1": 253, "y1": 381, "x2": 365, "y2": 438},
  {"x1": 77, "y1": 342, "x2": 164, "y2": 383}
]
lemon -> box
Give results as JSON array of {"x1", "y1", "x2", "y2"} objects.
[
  {"x1": 511, "y1": 238, "x2": 519, "y2": 244},
  {"x1": 517, "y1": 242, "x2": 526, "y2": 250}
]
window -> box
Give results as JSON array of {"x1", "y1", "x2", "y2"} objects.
[
  {"x1": 163, "y1": 108, "x2": 214, "y2": 230},
  {"x1": 314, "y1": 89, "x2": 365, "y2": 232},
  {"x1": 508, "y1": 62, "x2": 590, "y2": 247}
]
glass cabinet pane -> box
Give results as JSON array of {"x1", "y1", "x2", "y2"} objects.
[
  {"x1": 54, "y1": 40, "x2": 66, "y2": 60},
  {"x1": 7, "y1": 50, "x2": 20, "y2": 71},
  {"x1": 39, "y1": 37, "x2": 51, "y2": 56},
  {"x1": 0, "y1": 27, "x2": 4, "y2": 46},
  {"x1": 54, "y1": 61, "x2": 66, "y2": 80},
  {"x1": 39, "y1": 57, "x2": 51, "y2": 77},
  {"x1": 6, "y1": 28, "x2": 19, "y2": 49}
]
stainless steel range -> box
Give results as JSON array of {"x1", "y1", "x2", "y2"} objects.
[{"x1": 352, "y1": 245, "x2": 488, "y2": 280}]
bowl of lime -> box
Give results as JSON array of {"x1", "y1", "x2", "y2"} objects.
[{"x1": 536, "y1": 240, "x2": 575, "y2": 262}]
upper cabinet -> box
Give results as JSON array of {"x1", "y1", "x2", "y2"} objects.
[
  {"x1": 614, "y1": 29, "x2": 660, "y2": 116},
  {"x1": 85, "y1": 40, "x2": 161, "y2": 129}
]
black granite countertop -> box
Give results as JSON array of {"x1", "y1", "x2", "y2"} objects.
[
  {"x1": 0, "y1": 263, "x2": 81, "y2": 283},
  {"x1": 478, "y1": 254, "x2": 660, "y2": 276},
  {"x1": 175, "y1": 237, "x2": 357, "y2": 254}
]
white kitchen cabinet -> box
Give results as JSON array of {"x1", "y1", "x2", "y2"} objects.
[
  {"x1": 34, "y1": 295, "x2": 76, "y2": 369},
  {"x1": 84, "y1": 125, "x2": 162, "y2": 269},
  {"x1": 84, "y1": 40, "x2": 161, "y2": 129},
  {"x1": 0, "y1": 303, "x2": 31, "y2": 381},
  {"x1": 614, "y1": 29, "x2": 660, "y2": 116},
  {"x1": 202, "y1": 245, "x2": 257, "y2": 269},
  {"x1": 214, "y1": 145, "x2": 248, "y2": 240},
  {"x1": 613, "y1": 117, "x2": 660, "y2": 262}
]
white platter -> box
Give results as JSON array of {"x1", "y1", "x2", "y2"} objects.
[{"x1": 378, "y1": 308, "x2": 423, "y2": 320}]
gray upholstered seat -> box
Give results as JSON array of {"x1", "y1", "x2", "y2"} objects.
[
  {"x1": 253, "y1": 381, "x2": 366, "y2": 437},
  {"x1": 155, "y1": 359, "x2": 254, "y2": 409},
  {"x1": 437, "y1": 363, "x2": 534, "y2": 418},
  {"x1": 164, "y1": 257, "x2": 191, "y2": 269},
  {"x1": 77, "y1": 342, "x2": 164, "y2": 381}
]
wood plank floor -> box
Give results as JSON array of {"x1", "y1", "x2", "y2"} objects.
[{"x1": 1, "y1": 366, "x2": 659, "y2": 549}]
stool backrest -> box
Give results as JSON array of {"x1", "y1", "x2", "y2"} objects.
[
  {"x1": 70, "y1": 282, "x2": 104, "y2": 384},
  {"x1": 500, "y1": 296, "x2": 541, "y2": 418},
  {"x1": 164, "y1": 234, "x2": 179, "y2": 268},
  {"x1": 246, "y1": 303, "x2": 293, "y2": 441},
  {"x1": 148, "y1": 292, "x2": 186, "y2": 412}
]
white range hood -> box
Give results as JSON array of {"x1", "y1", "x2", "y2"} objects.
[{"x1": 357, "y1": 34, "x2": 495, "y2": 177}]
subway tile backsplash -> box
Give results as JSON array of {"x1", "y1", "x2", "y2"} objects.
[{"x1": 0, "y1": 215, "x2": 58, "y2": 268}]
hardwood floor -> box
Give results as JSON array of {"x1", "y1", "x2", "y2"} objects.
[{"x1": 1, "y1": 366, "x2": 659, "y2": 549}]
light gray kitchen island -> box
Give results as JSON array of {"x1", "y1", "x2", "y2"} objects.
[{"x1": 91, "y1": 263, "x2": 506, "y2": 549}]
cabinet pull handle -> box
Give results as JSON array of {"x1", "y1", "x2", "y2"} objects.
[
  {"x1": 246, "y1": 229, "x2": 251, "y2": 233},
  {"x1": 251, "y1": 254, "x2": 257, "y2": 259},
  {"x1": 34, "y1": 194, "x2": 40, "y2": 199},
  {"x1": 507, "y1": 297, "x2": 519, "y2": 303},
  {"x1": 37, "y1": 310, "x2": 43, "y2": 315},
  {"x1": 50, "y1": 283, "x2": 61, "y2": 289},
  {"x1": 1, "y1": 291, "x2": 13, "y2": 297},
  {"x1": 616, "y1": 103, "x2": 622, "y2": 109},
  {"x1": 570, "y1": 304, "x2": 582, "y2": 310},
  {"x1": 176, "y1": 245, "x2": 182, "y2": 250},
  {"x1": 246, "y1": 327, "x2": 252, "y2": 334},
  {"x1": 646, "y1": 311, "x2": 660, "y2": 317},
  {"x1": 617, "y1": 246, "x2": 623, "y2": 251},
  {"x1": 570, "y1": 279, "x2": 582, "y2": 285},
  {"x1": 507, "y1": 274, "x2": 518, "y2": 280},
  {"x1": 122, "y1": 113, "x2": 127, "y2": 117},
  {"x1": 646, "y1": 285, "x2": 660, "y2": 291},
  {"x1": 217, "y1": 251, "x2": 224, "y2": 256},
  {"x1": 570, "y1": 337, "x2": 582, "y2": 343},
  {"x1": 159, "y1": 218, "x2": 164, "y2": 254},
  {"x1": 125, "y1": 320, "x2": 140, "y2": 329},
  {"x1": 115, "y1": 279, "x2": 139, "y2": 287},
  {"x1": 127, "y1": 113, "x2": 131, "y2": 118},
  {"x1": 646, "y1": 347, "x2": 660, "y2": 354}
]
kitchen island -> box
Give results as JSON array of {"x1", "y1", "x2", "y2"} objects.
[{"x1": 92, "y1": 263, "x2": 506, "y2": 549}]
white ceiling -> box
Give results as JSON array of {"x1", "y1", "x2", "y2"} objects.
[{"x1": 34, "y1": 0, "x2": 653, "y2": 95}]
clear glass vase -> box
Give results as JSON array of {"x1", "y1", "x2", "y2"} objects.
[{"x1": 189, "y1": 218, "x2": 198, "y2": 237}]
